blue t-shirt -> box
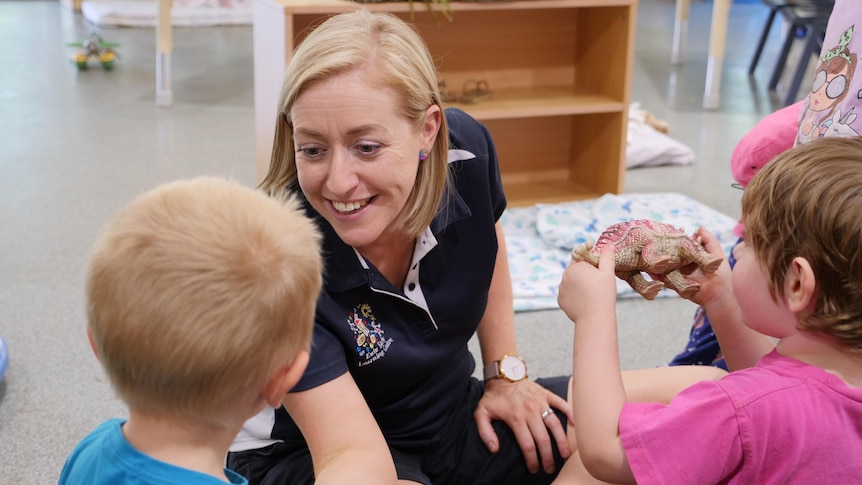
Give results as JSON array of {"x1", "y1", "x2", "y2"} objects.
[{"x1": 60, "y1": 418, "x2": 247, "y2": 484}]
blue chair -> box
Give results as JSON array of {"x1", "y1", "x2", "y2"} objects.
[
  {"x1": 749, "y1": 0, "x2": 801, "y2": 75},
  {"x1": 767, "y1": 1, "x2": 834, "y2": 106},
  {"x1": 749, "y1": 0, "x2": 835, "y2": 106}
]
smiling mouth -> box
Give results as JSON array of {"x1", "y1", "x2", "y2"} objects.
[{"x1": 332, "y1": 198, "x2": 371, "y2": 214}]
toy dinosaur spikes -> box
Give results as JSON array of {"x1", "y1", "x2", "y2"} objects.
[{"x1": 571, "y1": 219, "x2": 723, "y2": 300}]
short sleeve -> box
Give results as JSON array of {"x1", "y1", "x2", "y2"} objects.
[
  {"x1": 478, "y1": 119, "x2": 507, "y2": 222},
  {"x1": 620, "y1": 380, "x2": 744, "y2": 485},
  {"x1": 289, "y1": 316, "x2": 349, "y2": 392},
  {"x1": 445, "y1": 108, "x2": 507, "y2": 221}
]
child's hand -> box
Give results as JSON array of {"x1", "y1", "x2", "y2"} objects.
[
  {"x1": 558, "y1": 244, "x2": 617, "y2": 324},
  {"x1": 683, "y1": 227, "x2": 734, "y2": 306}
]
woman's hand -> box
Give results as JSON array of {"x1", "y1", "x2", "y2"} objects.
[
  {"x1": 474, "y1": 221, "x2": 573, "y2": 475},
  {"x1": 474, "y1": 378, "x2": 573, "y2": 475}
]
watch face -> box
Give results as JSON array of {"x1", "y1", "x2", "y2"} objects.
[{"x1": 500, "y1": 355, "x2": 526, "y2": 381}]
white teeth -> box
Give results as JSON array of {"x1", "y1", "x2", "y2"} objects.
[{"x1": 332, "y1": 199, "x2": 369, "y2": 213}]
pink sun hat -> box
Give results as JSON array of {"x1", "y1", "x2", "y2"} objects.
[{"x1": 730, "y1": 100, "x2": 804, "y2": 238}]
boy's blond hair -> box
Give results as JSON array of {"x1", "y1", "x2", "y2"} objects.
[
  {"x1": 742, "y1": 136, "x2": 862, "y2": 351},
  {"x1": 86, "y1": 177, "x2": 322, "y2": 427},
  {"x1": 259, "y1": 9, "x2": 450, "y2": 238}
]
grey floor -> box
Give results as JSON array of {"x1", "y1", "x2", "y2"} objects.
[{"x1": 0, "y1": 0, "x2": 801, "y2": 482}]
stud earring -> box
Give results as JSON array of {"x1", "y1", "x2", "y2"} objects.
[{"x1": 419, "y1": 150, "x2": 429, "y2": 161}]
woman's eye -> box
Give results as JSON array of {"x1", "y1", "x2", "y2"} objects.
[
  {"x1": 356, "y1": 143, "x2": 380, "y2": 155},
  {"x1": 297, "y1": 146, "x2": 323, "y2": 158}
]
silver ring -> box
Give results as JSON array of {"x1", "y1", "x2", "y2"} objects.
[{"x1": 541, "y1": 408, "x2": 554, "y2": 420}]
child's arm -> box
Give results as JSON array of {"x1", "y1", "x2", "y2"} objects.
[
  {"x1": 558, "y1": 244, "x2": 635, "y2": 484},
  {"x1": 283, "y1": 373, "x2": 398, "y2": 484},
  {"x1": 687, "y1": 228, "x2": 776, "y2": 370}
]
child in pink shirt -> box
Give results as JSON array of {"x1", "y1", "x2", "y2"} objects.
[
  {"x1": 672, "y1": 0, "x2": 862, "y2": 371},
  {"x1": 558, "y1": 136, "x2": 862, "y2": 484}
]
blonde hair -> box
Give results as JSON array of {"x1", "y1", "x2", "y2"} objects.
[
  {"x1": 259, "y1": 9, "x2": 450, "y2": 237},
  {"x1": 86, "y1": 177, "x2": 322, "y2": 426},
  {"x1": 742, "y1": 136, "x2": 862, "y2": 351}
]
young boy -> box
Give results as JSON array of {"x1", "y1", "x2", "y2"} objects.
[
  {"x1": 59, "y1": 177, "x2": 322, "y2": 484},
  {"x1": 558, "y1": 136, "x2": 862, "y2": 484}
]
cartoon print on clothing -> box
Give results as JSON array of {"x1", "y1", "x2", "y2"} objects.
[
  {"x1": 348, "y1": 303, "x2": 393, "y2": 366},
  {"x1": 797, "y1": 23, "x2": 861, "y2": 145},
  {"x1": 825, "y1": 107, "x2": 860, "y2": 137}
]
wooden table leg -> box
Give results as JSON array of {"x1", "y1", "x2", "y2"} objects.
[
  {"x1": 703, "y1": 0, "x2": 732, "y2": 110},
  {"x1": 156, "y1": 0, "x2": 173, "y2": 107},
  {"x1": 672, "y1": 0, "x2": 690, "y2": 65}
]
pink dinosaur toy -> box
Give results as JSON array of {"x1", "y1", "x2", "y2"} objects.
[{"x1": 571, "y1": 219, "x2": 723, "y2": 300}]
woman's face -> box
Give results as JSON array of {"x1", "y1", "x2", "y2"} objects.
[{"x1": 290, "y1": 67, "x2": 434, "y2": 251}]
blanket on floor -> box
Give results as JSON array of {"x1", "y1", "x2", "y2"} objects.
[{"x1": 503, "y1": 193, "x2": 738, "y2": 312}]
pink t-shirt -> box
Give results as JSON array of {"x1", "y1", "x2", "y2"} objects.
[{"x1": 620, "y1": 351, "x2": 862, "y2": 484}]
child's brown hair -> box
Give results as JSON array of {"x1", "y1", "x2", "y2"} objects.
[{"x1": 743, "y1": 136, "x2": 862, "y2": 351}]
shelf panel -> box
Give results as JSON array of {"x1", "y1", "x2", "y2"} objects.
[
  {"x1": 253, "y1": 0, "x2": 636, "y2": 206},
  {"x1": 270, "y1": 0, "x2": 635, "y2": 15},
  {"x1": 444, "y1": 87, "x2": 624, "y2": 120},
  {"x1": 503, "y1": 179, "x2": 602, "y2": 207}
]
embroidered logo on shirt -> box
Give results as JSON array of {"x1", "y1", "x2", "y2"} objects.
[{"x1": 348, "y1": 303, "x2": 393, "y2": 366}]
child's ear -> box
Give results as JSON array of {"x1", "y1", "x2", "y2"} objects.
[
  {"x1": 86, "y1": 326, "x2": 100, "y2": 361},
  {"x1": 785, "y1": 256, "x2": 816, "y2": 313},
  {"x1": 263, "y1": 351, "x2": 310, "y2": 408}
]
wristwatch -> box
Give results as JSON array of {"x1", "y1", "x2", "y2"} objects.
[{"x1": 483, "y1": 354, "x2": 528, "y2": 383}]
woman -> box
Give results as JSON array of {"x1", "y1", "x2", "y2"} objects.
[{"x1": 228, "y1": 10, "x2": 721, "y2": 484}]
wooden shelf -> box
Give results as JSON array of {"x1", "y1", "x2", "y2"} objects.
[
  {"x1": 258, "y1": 0, "x2": 636, "y2": 14},
  {"x1": 252, "y1": 0, "x2": 638, "y2": 206},
  {"x1": 443, "y1": 87, "x2": 625, "y2": 120},
  {"x1": 502, "y1": 180, "x2": 601, "y2": 207}
]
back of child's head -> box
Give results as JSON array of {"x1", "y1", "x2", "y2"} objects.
[
  {"x1": 86, "y1": 177, "x2": 322, "y2": 426},
  {"x1": 742, "y1": 137, "x2": 862, "y2": 351}
]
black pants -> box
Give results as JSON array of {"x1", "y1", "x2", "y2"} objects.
[{"x1": 228, "y1": 376, "x2": 570, "y2": 485}]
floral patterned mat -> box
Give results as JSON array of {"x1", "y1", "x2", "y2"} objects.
[{"x1": 501, "y1": 193, "x2": 739, "y2": 312}]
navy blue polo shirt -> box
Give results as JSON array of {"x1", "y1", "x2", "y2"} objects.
[{"x1": 272, "y1": 108, "x2": 507, "y2": 443}]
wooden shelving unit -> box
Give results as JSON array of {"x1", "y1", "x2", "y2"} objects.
[{"x1": 252, "y1": 0, "x2": 638, "y2": 206}]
